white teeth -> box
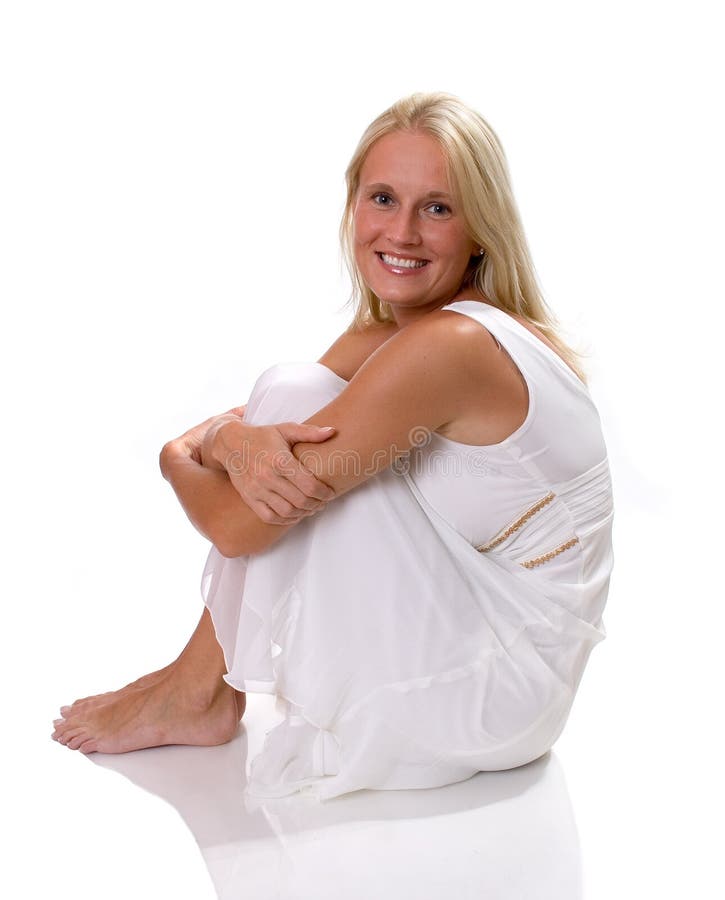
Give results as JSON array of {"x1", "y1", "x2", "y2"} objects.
[{"x1": 380, "y1": 253, "x2": 427, "y2": 269}]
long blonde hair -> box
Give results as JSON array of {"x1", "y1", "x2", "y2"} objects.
[{"x1": 340, "y1": 92, "x2": 587, "y2": 383}]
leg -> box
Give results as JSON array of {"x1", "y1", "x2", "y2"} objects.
[
  {"x1": 52, "y1": 608, "x2": 245, "y2": 753},
  {"x1": 59, "y1": 608, "x2": 222, "y2": 715},
  {"x1": 53, "y1": 365, "x2": 340, "y2": 755}
]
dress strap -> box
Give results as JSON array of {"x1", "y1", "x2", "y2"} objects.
[{"x1": 442, "y1": 300, "x2": 587, "y2": 393}]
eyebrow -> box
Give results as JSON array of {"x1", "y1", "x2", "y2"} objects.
[{"x1": 362, "y1": 182, "x2": 453, "y2": 200}]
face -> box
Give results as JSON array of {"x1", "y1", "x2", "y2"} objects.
[{"x1": 353, "y1": 130, "x2": 478, "y2": 324}]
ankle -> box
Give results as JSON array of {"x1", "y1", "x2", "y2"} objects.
[{"x1": 167, "y1": 665, "x2": 232, "y2": 709}]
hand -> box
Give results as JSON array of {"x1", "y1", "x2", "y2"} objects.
[
  {"x1": 206, "y1": 418, "x2": 337, "y2": 525},
  {"x1": 160, "y1": 406, "x2": 246, "y2": 469}
]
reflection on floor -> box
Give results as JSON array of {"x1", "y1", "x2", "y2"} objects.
[{"x1": 91, "y1": 694, "x2": 582, "y2": 899}]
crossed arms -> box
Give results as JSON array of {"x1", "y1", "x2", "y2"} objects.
[{"x1": 160, "y1": 310, "x2": 493, "y2": 558}]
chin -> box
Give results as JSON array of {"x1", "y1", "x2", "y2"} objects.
[
  {"x1": 375, "y1": 285, "x2": 428, "y2": 304},
  {"x1": 378, "y1": 295, "x2": 423, "y2": 311}
]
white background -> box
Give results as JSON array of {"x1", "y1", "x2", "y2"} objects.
[{"x1": 2, "y1": 1, "x2": 722, "y2": 897}]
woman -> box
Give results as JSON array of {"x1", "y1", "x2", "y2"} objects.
[{"x1": 53, "y1": 93, "x2": 613, "y2": 801}]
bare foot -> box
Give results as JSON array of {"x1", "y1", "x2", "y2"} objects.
[
  {"x1": 52, "y1": 670, "x2": 244, "y2": 754},
  {"x1": 59, "y1": 663, "x2": 177, "y2": 717}
]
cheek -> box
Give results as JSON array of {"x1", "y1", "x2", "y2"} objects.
[
  {"x1": 354, "y1": 210, "x2": 377, "y2": 245},
  {"x1": 453, "y1": 232, "x2": 477, "y2": 267},
  {"x1": 430, "y1": 223, "x2": 474, "y2": 264},
  {"x1": 352, "y1": 217, "x2": 374, "y2": 269},
  {"x1": 442, "y1": 237, "x2": 476, "y2": 270}
]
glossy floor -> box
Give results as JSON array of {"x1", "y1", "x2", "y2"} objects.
[
  {"x1": 21, "y1": 493, "x2": 721, "y2": 900},
  {"x1": 87, "y1": 695, "x2": 581, "y2": 899},
  {"x1": 126, "y1": 699, "x2": 592, "y2": 897}
]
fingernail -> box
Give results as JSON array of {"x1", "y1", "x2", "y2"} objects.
[{"x1": 319, "y1": 426, "x2": 335, "y2": 432}]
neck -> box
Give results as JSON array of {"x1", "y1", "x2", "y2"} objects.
[{"x1": 388, "y1": 290, "x2": 490, "y2": 328}]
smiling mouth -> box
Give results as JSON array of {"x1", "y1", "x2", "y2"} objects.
[{"x1": 377, "y1": 252, "x2": 429, "y2": 269}]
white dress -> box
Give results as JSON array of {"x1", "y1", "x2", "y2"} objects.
[{"x1": 202, "y1": 300, "x2": 614, "y2": 801}]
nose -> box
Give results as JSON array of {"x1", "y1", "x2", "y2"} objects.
[{"x1": 387, "y1": 207, "x2": 422, "y2": 247}]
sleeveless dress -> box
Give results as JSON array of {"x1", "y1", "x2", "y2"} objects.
[{"x1": 201, "y1": 300, "x2": 614, "y2": 801}]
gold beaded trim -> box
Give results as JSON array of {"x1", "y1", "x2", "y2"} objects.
[
  {"x1": 476, "y1": 492, "x2": 556, "y2": 554},
  {"x1": 520, "y1": 537, "x2": 580, "y2": 569}
]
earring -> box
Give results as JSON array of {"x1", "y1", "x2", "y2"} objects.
[{"x1": 478, "y1": 248, "x2": 485, "y2": 256}]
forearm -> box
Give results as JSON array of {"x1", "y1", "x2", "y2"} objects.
[{"x1": 159, "y1": 441, "x2": 293, "y2": 557}]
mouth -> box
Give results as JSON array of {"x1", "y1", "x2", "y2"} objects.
[{"x1": 376, "y1": 252, "x2": 429, "y2": 273}]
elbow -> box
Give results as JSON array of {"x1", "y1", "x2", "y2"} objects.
[
  {"x1": 214, "y1": 535, "x2": 249, "y2": 559},
  {"x1": 207, "y1": 521, "x2": 247, "y2": 559},
  {"x1": 211, "y1": 525, "x2": 271, "y2": 560},
  {"x1": 159, "y1": 440, "x2": 179, "y2": 480}
]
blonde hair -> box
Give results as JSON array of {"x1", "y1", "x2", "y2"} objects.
[{"x1": 340, "y1": 92, "x2": 587, "y2": 383}]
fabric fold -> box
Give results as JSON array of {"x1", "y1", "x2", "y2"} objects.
[{"x1": 202, "y1": 353, "x2": 612, "y2": 801}]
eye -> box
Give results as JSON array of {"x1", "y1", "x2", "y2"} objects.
[
  {"x1": 372, "y1": 192, "x2": 394, "y2": 207},
  {"x1": 426, "y1": 202, "x2": 451, "y2": 217}
]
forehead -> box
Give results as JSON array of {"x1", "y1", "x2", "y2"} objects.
[{"x1": 359, "y1": 130, "x2": 451, "y2": 192}]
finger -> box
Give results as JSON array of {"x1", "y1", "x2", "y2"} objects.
[
  {"x1": 263, "y1": 450, "x2": 333, "y2": 504},
  {"x1": 261, "y1": 489, "x2": 320, "y2": 521},
  {"x1": 270, "y1": 455, "x2": 335, "y2": 502},
  {"x1": 231, "y1": 474, "x2": 323, "y2": 524},
  {"x1": 248, "y1": 499, "x2": 306, "y2": 526},
  {"x1": 267, "y1": 465, "x2": 332, "y2": 508},
  {"x1": 269, "y1": 477, "x2": 326, "y2": 512},
  {"x1": 290, "y1": 467, "x2": 336, "y2": 502},
  {"x1": 237, "y1": 460, "x2": 324, "y2": 511},
  {"x1": 277, "y1": 422, "x2": 336, "y2": 445}
]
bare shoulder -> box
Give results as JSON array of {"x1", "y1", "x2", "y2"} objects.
[
  {"x1": 389, "y1": 309, "x2": 502, "y2": 374},
  {"x1": 320, "y1": 308, "x2": 501, "y2": 386},
  {"x1": 318, "y1": 320, "x2": 400, "y2": 381}
]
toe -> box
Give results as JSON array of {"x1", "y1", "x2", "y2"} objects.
[
  {"x1": 57, "y1": 726, "x2": 87, "y2": 747},
  {"x1": 67, "y1": 731, "x2": 92, "y2": 751},
  {"x1": 52, "y1": 717, "x2": 79, "y2": 741},
  {"x1": 78, "y1": 739, "x2": 98, "y2": 754},
  {"x1": 51, "y1": 721, "x2": 68, "y2": 740}
]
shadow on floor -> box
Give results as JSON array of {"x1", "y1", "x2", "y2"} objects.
[{"x1": 90, "y1": 696, "x2": 583, "y2": 899}]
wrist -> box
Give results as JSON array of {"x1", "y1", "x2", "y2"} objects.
[{"x1": 201, "y1": 416, "x2": 242, "y2": 470}]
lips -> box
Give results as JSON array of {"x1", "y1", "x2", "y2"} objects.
[{"x1": 377, "y1": 252, "x2": 429, "y2": 269}]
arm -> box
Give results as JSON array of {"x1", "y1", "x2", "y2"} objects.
[
  {"x1": 199, "y1": 417, "x2": 337, "y2": 519},
  {"x1": 192, "y1": 320, "x2": 402, "y2": 527},
  {"x1": 208, "y1": 310, "x2": 496, "y2": 556},
  {"x1": 317, "y1": 319, "x2": 400, "y2": 381},
  {"x1": 159, "y1": 442, "x2": 298, "y2": 557},
  {"x1": 159, "y1": 402, "x2": 337, "y2": 554},
  {"x1": 294, "y1": 311, "x2": 490, "y2": 492},
  {"x1": 158, "y1": 322, "x2": 401, "y2": 554}
]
